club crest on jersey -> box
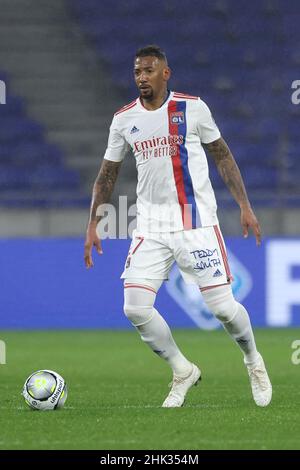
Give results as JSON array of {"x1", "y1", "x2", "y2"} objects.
[{"x1": 170, "y1": 112, "x2": 185, "y2": 124}]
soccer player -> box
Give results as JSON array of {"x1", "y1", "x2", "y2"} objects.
[{"x1": 84, "y1": 45, "x2": 272, "y2": 408}]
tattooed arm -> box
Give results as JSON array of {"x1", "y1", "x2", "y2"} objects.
[
  {"x1": 203, "y1": 137, "x2": 261, "y2": 245},
  {"x1": 89, "y1": 160, "x2": 121, "y2": 224},
  {"x1": 84, "y1": 159, "x2": 122, "y2": 267}
]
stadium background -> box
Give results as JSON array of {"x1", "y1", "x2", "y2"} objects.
[
  {"x1": 0, "y1": 0, "x2": 299, "y2": 329},
  {"x1": 1, "y1": 0, "x2": 300, "y2": 452}
]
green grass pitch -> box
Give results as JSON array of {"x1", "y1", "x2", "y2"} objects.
[{"x1": 0, "y1": 328, "x2": 299, "y2": 450}]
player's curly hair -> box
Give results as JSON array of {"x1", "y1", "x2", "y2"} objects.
[{"x1": 135, "y1": 45, "x2": 168, "y2": 63}]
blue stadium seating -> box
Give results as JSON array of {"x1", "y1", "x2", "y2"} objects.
[
  {"x1": 69, "y1": 0, "x2": 300, "y2": 204},
  {"x1": 0, "y1": 72, "x2": 85, "y2": 207},
  {"x1": 5, "y1": 2, "x2": 298, "y2": 209}
]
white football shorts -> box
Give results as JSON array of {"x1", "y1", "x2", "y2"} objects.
[{"x1": 121, "y1": 225, "x2": 233, "y2": 291}]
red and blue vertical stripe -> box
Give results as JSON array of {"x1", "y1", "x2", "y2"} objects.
[{"x1": 168, "y1": 100, "x2": 202, "y2": 229}]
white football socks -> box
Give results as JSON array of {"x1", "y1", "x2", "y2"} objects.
[
  {"x1": 202, "y1": 284, "x2": 260, "y2": 365},
  {"x1": 137, "y1": 307, "x2": 192, "y2": 376},
  {"x1": 124, "y1": 281, "x2": 192, "y2": 377},
  {"x1": 124, "y1": 281, "x2": 260, "y2": 376},
  {"x1": 222, "y1": 302, "x2": 260, "y2": 365}
]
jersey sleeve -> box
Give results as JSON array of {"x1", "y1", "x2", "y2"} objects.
[
  {"x1": 196, "y1": 99, "x2": 221, "y2": 144},
  {"x1": 103, "y1": 115, "x2": 130, "y2": 162}
]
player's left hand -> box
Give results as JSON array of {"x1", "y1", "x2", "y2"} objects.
[{"x1": 240, "y1": 205, "x2": 261, "y2": 246}]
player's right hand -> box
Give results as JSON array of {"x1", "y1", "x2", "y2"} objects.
[{"x1": 84, "y1": 223, "x2": 103, "y2": 268}]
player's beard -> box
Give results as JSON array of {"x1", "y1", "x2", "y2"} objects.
[{"x1": 139, "y1": 87, "x2": 154, "y2": 101}]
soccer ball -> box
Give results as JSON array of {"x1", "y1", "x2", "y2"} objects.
[{"x1": 22, "y1": 370, "x2": 68, "y2": 411}]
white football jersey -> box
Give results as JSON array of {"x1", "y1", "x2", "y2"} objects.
[{"x1": 104, "y1": 91, "x2": 221, "y2": 232}]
